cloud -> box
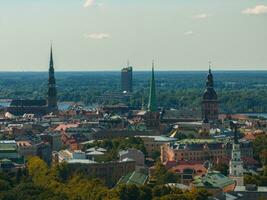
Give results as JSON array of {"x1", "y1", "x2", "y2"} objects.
[
  {"x1": 193, "y1": 13, "x2": 211, "y2": 19},
  {"x1": 184, "y1": 31, "x2": 193, "y2": 36},
  {"x1": 84, "y1": 0, "x2": 94, "y2": 8},
  {"x1": 84, "y1": 33, "x2": 110, "y2": 40},
  {"x1": 83, "y1": 0, "x2": 103, "y2": 8},
  {"x1": 242, "y1": 5, "x2": 267, "y2": 15}
]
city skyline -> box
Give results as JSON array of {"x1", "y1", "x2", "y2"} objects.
[{"x1": 0, "y1": 0, "x2": 266, "y2": 71}]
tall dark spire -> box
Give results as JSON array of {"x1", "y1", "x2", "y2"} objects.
[
  {"x1": 206, "y1": 63, "x2": 214, "y2": 88},
  {"x1": 47, "y1": 44, "x2": 58, "y2": 113},
  {"x1": 49, "y1": 45, "x2": 55, "y2": 85},
  {"x1": 50, "y1": 45, "x2": 54, "y2": 69},
  {"x1": 148, "y1": 60, "x2": 157, "y2": 112}
]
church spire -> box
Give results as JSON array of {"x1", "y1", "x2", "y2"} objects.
[
  {"x1": 47, "y1": 44, "x2": 58, "y2": 113},
  {"x1": 206, "y1": 63, "x2": 214, "y2": 88},
  {"x1": 50, "y1": 44, "x2": 54, "y2": 69},
  {"x1": 49, "y1": 44, "x2": 55, "y2": 85},
  {"x1": 148, "y1": 60, "x2": 157, "y2": 112}
]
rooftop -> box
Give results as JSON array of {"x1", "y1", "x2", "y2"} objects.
[
  {"x1": 139, "y1": 135, "x2": 178, "y2": 142},
  {"x1": 67, "y1": 159, "x2": 96, "y2": 164},
  {"x1": 0, "y1": 140, "x2": 17, "y2": 151},
  {"x1": 117, "y1": 171, "x2": 148, "y2": 185},
  {"x1": 193, "y1": 171, "x2": 235, "y2": 189}
]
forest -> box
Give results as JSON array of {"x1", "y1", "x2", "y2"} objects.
[{"x1": 1, "y1": 71, "x2": 267, "y2": 113}]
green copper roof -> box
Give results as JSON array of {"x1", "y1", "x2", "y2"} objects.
[
  {"x1": 117, "y1": 171, "x2": 148, "y2": 185},
  {"x1": 193, "y1": 171, "x2": 235, "y2": 189},
  {"x1": 148, "y1": 65, "x2": 157, "y2": 112},
  {"x1": 179, "y1": 139, "x2": 220, "y2": 144}
]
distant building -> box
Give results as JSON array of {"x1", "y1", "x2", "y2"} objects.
[
  {"x1": 139, "y1": 135, "x2": 177, "y2": 157},
  {"x1": 7, "y1": 100, "x2": 48, "y2": 116},
  {"x1": 229, "y1": 124, "x2": 244, "y2": 186},
  {"x1": 202, "y1": 67, "x2": 219, "y2": 122},
  {"x1": 210, "y1": 185, "x2": 267, "y2": 200},
  {"x1": 169, "y1": 161, "x2": 207, "y2": 185},
  {"x1": 66, "y1": 158, "x2": 135, "y2": 187},
  {"x1": 192, "y1": 170, "x2": 235, "y2": 196},
  {"x1": 0, "y1": 140, "x2": 22, "y2": 162},
  {"x1": 17, "y1": 141, "x2": 37, "y2": 157},
  {"x1": 119, "y1": 148, "x2": 145, "y2": 167},
  {"x1": 0, "y1": 159, "x2": 24, "y2": 173},
  {"x1": 36, "y1": 142, "x2": 52, "y2": 166},
  {"x1": 54, "y1": 149, "x2": 73, "y2": 163},
  {"x1": 72, "y1": 150, "x2": 86, "y2": 159},
  {"x1": 121, "y1": 65, "x2": 133, "y2": 93},
  {"x1": 7, "y1": 45, "x2": 58, "y2": 116},
  {"x1": 41, "y1": 133, "x2": 62, "y2": 151},
  {"x1": 161, "y1": 139, "x2": 253, "y2": 163}
]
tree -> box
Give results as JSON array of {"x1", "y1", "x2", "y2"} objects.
[
  {"x1": 27, "y1": 157, "x2": 50, "y2": 187},
  {"x1": 116, "y1": 184, "x2": 141, "y2": 200},
  {"x1": 152, "y1": 185, "x2": 173, "y2": 198},
  {"x1": 153, "y1": 162, "x2": 179, "y2": 185},
  {"x1": 253, "y1": 135, "x2": 267, "y2": 164},
  {"x1": 244, "y1": 175, "x2": 258, "y2": 185},
  {"x1": 212, "y1": 163, "x2": 228, "y2": 176}
]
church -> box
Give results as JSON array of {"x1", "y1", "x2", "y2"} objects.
[
  {"x1": 202, "y1": 67, "x2": 219, "y2": 122},
  {"x1": 7, "y1": 46, "x2": 58, "y2": 116}
]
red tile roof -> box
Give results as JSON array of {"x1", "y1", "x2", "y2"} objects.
[{"x1": 54, "y1": 124, "x2": 79, "y2": 131}]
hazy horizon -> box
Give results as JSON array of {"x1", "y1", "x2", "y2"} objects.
[
  {"x1": 1, "y1": 69, "x2": 267, "y2": 72},
  {"x1": 0, "y1": 0, "x2": 266, "y2": 71}
]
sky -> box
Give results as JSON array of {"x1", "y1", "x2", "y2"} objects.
[{"x1": 0, "y1": 0, "x2": 266, "y2": 71}]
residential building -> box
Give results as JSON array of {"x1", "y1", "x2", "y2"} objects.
[
  {"x1": 210, "y1": 185, "x2": 267, "y2": 200},
  {"x1": 169, "y1": 161, "x2": 208, "y2": 185},
  {"x1": 192, "y1": 170, "x2": 235, "y2": 195},
  {"x1": 17, "y1": 141, "x2": 37, "y2": 157},
  {"x1": 66, "y1": 158, "x2": 136, "y2": 186},
  {"x1": 161, "y1": 139, "x2": 253, "y2": 163},
  {"x1": 119, "y1": 148, "x2": 145, "y2": 167},
  {"x1": 0, "y1": 140, "x2": 21, "y2": 161},
  {"x1": 140, "y1": 135, "x2": 177, "y2": 157}
]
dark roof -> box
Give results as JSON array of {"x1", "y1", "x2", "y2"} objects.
[{"x1": 10, "y1": 100, "x2": 47, "y2": 107}]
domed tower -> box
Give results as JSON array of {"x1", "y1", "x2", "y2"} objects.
[{"x1": 202, "y1": 66, "x2": 218, "y2": 122}]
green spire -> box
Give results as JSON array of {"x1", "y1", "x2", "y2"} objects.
[{"x1": 148, "y1": 60, "x2": 157, "y2": 112}]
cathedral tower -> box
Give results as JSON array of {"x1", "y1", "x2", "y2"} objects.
[
  {"x1": 202, "y1": 65, "x2": 219, "y2": 122},
  {"x1": 47, "y1": 45, "x2": 58, "y2": 113}
]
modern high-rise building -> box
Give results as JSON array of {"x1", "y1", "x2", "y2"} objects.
[
  {"x1": 121, "y1": 64, "x2": 133, "y2": 93},
  {"x1": 202, "y1": 67, "x2": 219, "y2": 122}
]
